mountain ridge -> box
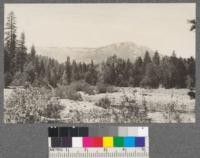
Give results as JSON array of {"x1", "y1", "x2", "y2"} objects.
[{"x1": 35, "y1": 42, "x2": 155, "y2": 63}]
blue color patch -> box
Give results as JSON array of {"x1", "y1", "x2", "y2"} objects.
[
  {"x1": 124, "y1": 137, "x2": 135, "y2": 147},
  {"x1": 135, "y1": 137, "x2": 145, "y2": 147}
]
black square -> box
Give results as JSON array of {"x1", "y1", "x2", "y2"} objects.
[
  {"x1": 59, "y1": 127, "x2": 69, "y2": 137},
  {"x1": 48, "y1": 127, "x2": 58, "y2": 137},
  {"x1": 69, "y1": 127, "x2": 78, "y2": 137}
]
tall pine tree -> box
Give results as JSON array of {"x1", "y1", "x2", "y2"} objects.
[{"x1": 4, "y1": 11, "x2": 17, "y2": 75}]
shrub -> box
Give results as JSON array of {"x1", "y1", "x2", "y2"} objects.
[
  {"x1": 4, "y1": 86, "x2": 63, "y2": 123},
  {"x1": 70, "y1": 80, "x2": 95, "y2": 95},
  {"x1": 116, "y1": 91, "x2": 150, "y2": 123},
  {"x1": 43, "y1": 97, "x2": 64, "y2": 119},
  {"x1": 140, "y1": 76, "x2": 159, "y2": 89},
  {"x1": 95, "y1": 97, "x2": 111, "y2": 109},
  {"x1": 55, "y1": 85, "x2": 82, "y2": 101},
  {"x1": 67, "y1": 90, "x2": 82, "y2": 101},
  {"x1": 106, "y1": 86, "x2": 117, "y2": 93},
  {"x1": 96, "y1": 82, "x2": 107, "y2": 93},
  {"x1": 4, "y1": 72, "x2": 13, "y2": 87},
  {"x1": 163, "y1": 101, "x2": 182, "y2": 123},
  {"x1": 96, "y1": 82, "x2": 116, "y2": 93},
  {"x1": 10, "y1": 71, "x2": 28, "y2": 86}
]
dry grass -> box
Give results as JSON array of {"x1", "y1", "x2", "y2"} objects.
[{"x1": 4, "y1": 86, "x2": 195, "y2": 123}]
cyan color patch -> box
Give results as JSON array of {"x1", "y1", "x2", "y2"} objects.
[{"x1": 124, "y1": 137, "x2": 135, "y2": 147}]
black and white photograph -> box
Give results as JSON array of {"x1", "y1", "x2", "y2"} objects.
[{"x1": 4, "y1": 3, "x2": 196, "y2": 123}]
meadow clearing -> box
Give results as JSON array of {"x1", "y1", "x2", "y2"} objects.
[{"x1": 4, "y1": 86, "x2": 195, "y2": 123}]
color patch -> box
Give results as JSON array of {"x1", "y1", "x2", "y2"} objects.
[
  {"x1": 59, "y1": 127, "x2": 69, "y2": 137},
  {"x1": 135, "y1": 137, "x2": 145, "y2": 147},
  {"x1": 48, "y1": 127, "x2": 59, "y2": 137},
  {"x1": 61, "y1": 137, "x2": 72, "y2": 147},
  {"x1": 118, "y1": 127, "x2": 128, "y2": 136},
  {"x1": 51, "y1": 137, "x2": 62, "y2": 147},
  {"x1": 93, "y1": 137, "x2": 103, "y2": 147},
  {"x1": 72, "y1": 137, "x2": 83, "y2": 147},
  {"x1": 83, "y1": 137, "x2": 93, "y2": 147},
  {"x1": 103, "y1": 137, "x2": 113, "y2": 148},
  {"x1": 114, "y1": 137, "x2": 124, "y2": 147},
  {"x1": 48, "y1": 126, "x2": 148, "y2": 149},
  {"x1": 128, "y1": 127, "x2": 138, "y2": 136},
  {"x1": 78, "y1": 127, "x2": 89, "y2": 137},
  {"x1": 69, "y1": 127, "x2": 78, "y2": 137},
  {"x1": 138, "y1": 127, "x2": 148, "y2": 136},
  {"x1": 124, "y1": 137, "x2": 135, "y2": 147}
]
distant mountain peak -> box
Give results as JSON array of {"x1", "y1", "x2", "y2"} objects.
[{"x1": 36, "y1": 42, "x2": 155, "y2": 63}]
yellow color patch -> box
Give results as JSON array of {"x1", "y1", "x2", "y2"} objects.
[{"x1": 103, "y1": 137, "x2": 113, "y2": 148}]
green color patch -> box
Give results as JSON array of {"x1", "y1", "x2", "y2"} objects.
[{"x1": 114, "y1": 137, "x2": 124, "y2": 147}]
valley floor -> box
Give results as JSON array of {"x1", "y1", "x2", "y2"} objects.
[{"x1": 4, "y1": 87, "x2": 195, "y2": 123}]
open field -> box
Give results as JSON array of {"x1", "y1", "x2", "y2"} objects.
[{"x1": 4, "y1": 87, "x2": 195, "y2": 123}]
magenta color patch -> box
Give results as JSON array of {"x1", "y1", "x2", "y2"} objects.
[{"x1": 83, "y1": 137, "x2": 93, "y2": 147}]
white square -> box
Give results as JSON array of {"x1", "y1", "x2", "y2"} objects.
[
  {"x1": 72, "y1": 137, "x2": 83, "y2": 148},
  {"x1": 138, "y1": 127, "x2": 149, "y2": 136}
]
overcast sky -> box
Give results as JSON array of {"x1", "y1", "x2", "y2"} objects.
[{"x1": 5, "y1": 3, "x2": 195, "y2": 57}]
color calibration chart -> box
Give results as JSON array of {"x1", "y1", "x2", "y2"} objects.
[{"x1": 48, "y1": 126, "x2": 149, "y2": 158}]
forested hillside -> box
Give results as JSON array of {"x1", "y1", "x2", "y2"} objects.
[{"x1": 4, "y1": 12, "x2": 195, "y2": 89}]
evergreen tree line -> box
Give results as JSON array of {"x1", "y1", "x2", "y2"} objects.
[
  {"x1": 102, "y1": 52, "x2": 195, "y2": 88},
  {"x1": 4, "y1": 11, "x2": 195, "y2": 89}
]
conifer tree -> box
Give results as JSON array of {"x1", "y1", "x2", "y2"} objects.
[
  {"x1": 4, "y1": 11, "x2": 17, "y2": 75},
  {"x1": 143, "y1": 51, "x2": 152, "y2": 66},
  {"x1": 17, "y1": 32, "x2": 27, "y2": 72},
  {"x1": 152, "y1": 51, "x2": 160, "y2": 66},
  {"x1": 65, "y1": 56, "x2": 72, "y2": 84},
  {"x1": 30, "y1": 45, "x2": 36, "y2": 61}
]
